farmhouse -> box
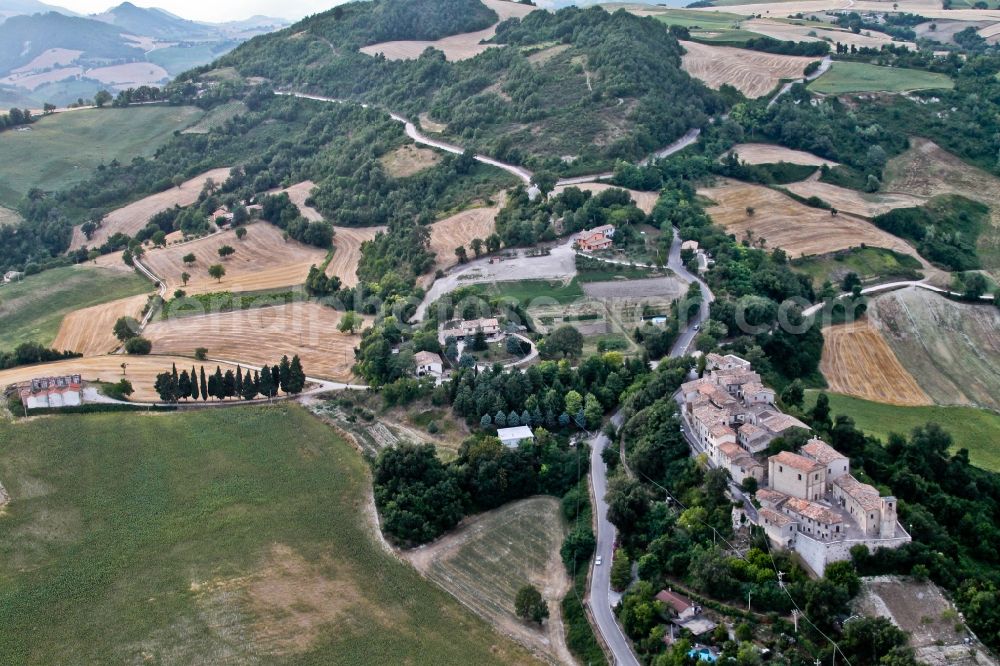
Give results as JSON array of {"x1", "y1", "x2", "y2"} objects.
[
  {"x1": 656, "y1": 588, "x2": 717, "y2": 638},
  {"x1": 497, "y1": 425, "x2": 534, "y2": 448},
  {"x1": 575, "y1": 224, "x2": 615, "y2": 252},
  {"x1": 414, "y1": 351, "x2": 444, "y2": 378},
  {"x1": 14, "y1": 375, "x2": 83, "y2": 410},
  {"x1": 441, "y1": 317, "x2": 501, "y2": 341},
  {"x1": 757, "y1": 439, "x2": 910, "y2": 575}
]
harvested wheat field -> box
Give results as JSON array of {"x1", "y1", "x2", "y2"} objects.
[
  {"x1": 728, "y1": 143, "x2": 837, "y2": 167},
  {"x1": 51, "y1": 294, "x2": 149, "y2": 356},
  {"x1": 784, "y1": 179, "x2": 926, "y2": 218},
  {"x1": 0, "y1": 355, "x2": 240, "y2": 403},
  {"x1": 821, "y1": 318, "x2": 932, "y2": 406},
  {"x1": 144, "y1": 302, "x2": 367, "y2": 382},
  {"x1": 699, "y1": 178, "x2": 924, "y2": 259},
  {"x1": 70, "y1": 167, "x2": 232, "y2": 250},
  {"x1": 359, "y1": 0, "x2": 535, "y2": 61},
  {"x1": 428, "y1": 199, "x2": 503, "y2": 273},
  {"x1": 327, "y1": 225, "x2": 386, "y2": 288},
  {"x1": 269, "y1": 181, "x2": 324, "y2": 222},
  {"x1": 868, "y1": 287, "x2": 1000, "y2": 411},
  {"x1": 380, "y1": 144, "x2": 442, "y2": 177},
  {"x1": 552, "y1": 183, "x2": 658, "y2": 215},
  {"x1": 884, "y1": 137, "x2": 1000, "y2": 277},
  {"x1": 680, "y1": 41, "x2": 816, "y2": 98},
  {"x1": 743, "y1": 18, "x2": 916, "y2": 51},
  {"x1": 404, "y1": 497, "x2": 573, "y2": 666},
  {"x1": 141, "y1": 222, "x2": 327, "y2": 296}
]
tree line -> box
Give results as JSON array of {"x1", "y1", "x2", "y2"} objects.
[
  {"x1": 152, "y1": 356, "x2": 306, "y2": 403},
  {"x1": 0, "y1": 108, "x2": 34, "y2": 134}
]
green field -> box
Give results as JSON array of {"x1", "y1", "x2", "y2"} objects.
[
  {"x1": 0, "y1": 265, "x2": 151, "y2": 350},
  {"x1": 465, "y1": 278, "x2": 586, "y2": 305},
  {"x1": 148, "y1": 44, "x2": 235, "y2": 76},
  {"x1": 182, "y1": 101, "x2": 248, "y2": 135},
  {"x1": 805, "y1": 391, "x2": 1000, "y2": 472},
  {"x1": 0, "y1": 106, "x2": 204, "y2": 207},
  {"x1": 650, "y1": 8, "x2": 749, "y2": 31},
  {"x1": 809, "y1": 62, "x2": 954, "y2": 95},
  {"x1": 791, "y1": 247, "x2": 923, "y2": 288},
  {"x1": 0, "y1": 406, "x2": 537, "y2": 664}
]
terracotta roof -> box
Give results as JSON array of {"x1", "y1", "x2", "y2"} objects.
[
  {"x1": 717, "y1": 441, "x2": 744, "y2": 459},
  {"x1": 709, "y1": 424, "x2": 736, "y2": 439},
  {"x1": 772, "y1": 450, "x2": 823, "y2": 474},
  {"x1": 738, "y1": 423, "x2": 769, "y2": 442},
  {"x1": 760, "y1": 507, "x2": 794, "y2": 527},
  {"x1": 760, "y1": 412, "x2": 809, "y2": 435},
  {"x1": 655, "y1": 589, "x2": 694, "y2": 614},
  {"x1": 414, "y1": 351, "x2": 442, "y2": 366},
  {"x1": 801, "y1": 439, "x2": 847, "y2": 465},
  {"x1": 834, "y1": 475, "x2": 882, "y2": 511},
  {"x1": 785, "y1": 497, "x2": 844, "y2": 525},
  {"x1": 742, "y1": 382, "x2": 773, "y2": 396},
  {"x1": 755, "y1": 488, "x2": 788, "y2": 506}
]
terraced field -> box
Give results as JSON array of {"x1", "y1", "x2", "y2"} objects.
[{"x1": 404, "y1": 497, "x2": 572, "y2": 665}]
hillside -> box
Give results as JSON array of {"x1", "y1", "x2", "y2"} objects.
[
  {"x1": 91, "y1": 2, "x2": 218, "y2": 40},
  {"x1": 0, "y1": 12, "x2": 143, "y2": 74},
  {"x1": 210, "y1": 0, "x2": 722, "y2": 171},
  {"x1": 0, "y1": 0, "x2": 76, "y2": 21}
]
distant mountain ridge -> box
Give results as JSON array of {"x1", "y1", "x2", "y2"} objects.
[
  {"x1": 91, "y1": 2, "x2": 219, "y2": 40},
  {"x1": 0, "y1": 0, "x2": 77, "y2": 21}
]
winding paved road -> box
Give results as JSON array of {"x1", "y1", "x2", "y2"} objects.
[
  {"x1": 587, "y1": 227, "x2": 714, "y2": 665},
  {"x1": 802, "y1": 279, "x2": 993, "y2": 317}
]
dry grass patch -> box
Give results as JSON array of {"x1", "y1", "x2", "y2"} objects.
[
  {"x1": 70, "y1": 167, "x2": 232, "y2": 250},
  {"x1": 784, "y1": 179, "x2": 926, "y2": 218},
  {"x1": 51, "y1": 294, "x2": 149, "y2": 356},
  {"x1": 327, "y1": 225, "x2": 386, "y2": 288},
  {"x1": 820, "y1": 319, "x2": 931, "y2": 406},
  {"x1": 359, "y1": 0, "x2": 535, "y2": 61},
  {"x1": 0, "y1": 355, "x2": 241, "y2": 402},
  {"x1": 404, "y1": 497, "x2": 573, "y2": 666},
  {"x1": 380, "y1": 143, "x2": 442, "y2": 177},
  {"x1": 268, "y1": 180, "x2": 323, "y2": 221},
  {"x1": 699, "y1": 178, "x2": 923, "y2": 259},
  {"x1": 552, "y1": 182, "x2": 658, "y2": 215},
  {"x1": 419, "y1": 112, "x2": 447, "y2": 133},
  {"x1": 680, "y1": 40, "x2": 815, "y2": 98},
  {"x1": 884, "y1": 137, "x2": 1000, "y2": 278},
  {"x1": 728, "y1": 143, "x2": 837, "y2": 166},
  {"x1": 868, "y1": 287, "x2": 1000, "y2": 411},
  {"x1": 142, "y1": 222, "x2": 327, "y2": 296},
  {"x1": 743, "y1": 18, "x2": 915, "y2": 50},
  {"x1": 0, "y1": 205, "x2": 21, "y2": 226},
  {"x1": 428, "y1": 198, "x2": 503, "y2": 273},
  {"x1": 144, "y1": 302, "x2": 367, "y2": 383}
]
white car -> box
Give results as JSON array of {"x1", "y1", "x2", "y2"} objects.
[{"x1": 595, "y1": 555, "x2": 603, "y2": 566}]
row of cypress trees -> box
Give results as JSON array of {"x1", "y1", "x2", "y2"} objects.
[{"x1": 153, "y1": 355, "x2": 306, "y2": 403}]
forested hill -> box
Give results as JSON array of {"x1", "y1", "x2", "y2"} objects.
[{"x1": 197, "y1": 0, "x2": 722, "y2": 172}]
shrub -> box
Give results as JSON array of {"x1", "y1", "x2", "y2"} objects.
[{"x1": 124, "y1": 337, "x2": 152, "y2": 355}]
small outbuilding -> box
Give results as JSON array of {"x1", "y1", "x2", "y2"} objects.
[
  {"x1": 414, "y1": 351, "x2": 444, "y2": 377},
  {"x1": 497, "y1": 426, "x2": 534, "y2": 448}
]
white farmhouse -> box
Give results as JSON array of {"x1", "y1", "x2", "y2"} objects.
[
  {"x1": 414, "y1": 351, "x2": 443, "y2": 378},
  {"x1": 497, "y1": 426, "x2": 534, "y2": 448}
]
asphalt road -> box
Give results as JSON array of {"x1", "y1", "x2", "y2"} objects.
[{"x1": 587, "y1": 227, "x2": 714, "y2": 665}]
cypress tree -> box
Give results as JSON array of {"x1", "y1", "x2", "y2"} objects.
[
  {"x1": 241, "y1": 372, "x2": 258, "y2": 400},
  {"x1": 207, "y1": 370, "x2": 219, "y2": 400},
  {"x1": 200, "y1": 366, "x2": 208, "y2": 401},
  {"x1": 212, "y1": 366, "x2": 225, "y2": 400},
  {"x1": 190, "y1": 366, "x2": 199, "y2": 400},
  {"x1": 223, "y1": 370, "x2": 236, "y2": 399},
  {"x1": 235, "y1": 366, "x2": 243, "y2": 396},
  {"x1": 279, "y1": 355, "x2": 291, "y2": 394},
  {"x1": 172, "y1": 363, "x2": 178, "y2": 385},
  {"x1": 272, "y1": 365, "x2": 281, "y2": 394},
  {"x1": 253, "y1": 369, "x2": 261, "y2": 392},
  {"x1": 178, "y1": 370, "x2": 191, "y2": 400},
  {"x1": 287, "y1": 355, "x2": 306, "y2": 394},
  {"x1": 260, "y1": 366, "x2": 274, "y2": 399}
]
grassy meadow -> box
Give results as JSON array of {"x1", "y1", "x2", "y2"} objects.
[
  {"x1": 0, "y1": 405, "x2": 538, "y2": 665},
  {"x1": 650, "y1": 8, "x2": 749, "y2": 31},
  {"x1": 791, "y1": 247, "x2": 923, "y2": 288},
  {"x1": 805, "y1": 391, "x2": 1000, "y2": 472},
  {"x1": 809, "y1": 62, "x2": 954, "y2": 95},
  {"x1": 0, "y1": 265, "x2": 150, "y2": 350},
  {"x1": 0, "y1": 106, "x2": 204, "y2": 206},
  {"x1": 464, "y1": 278, "x2": 586, "y2": 305}
]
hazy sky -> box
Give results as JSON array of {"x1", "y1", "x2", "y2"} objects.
[{"x1": 54, "y1": 0, "x2": 349, "y2": 23}]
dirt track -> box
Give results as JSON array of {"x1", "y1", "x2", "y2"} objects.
[
  {"x1": 70, "y1": 168, "x2": 233, "y2": 250},
  {"x1": 680, "y1": 41, "x2": 815, "y2": 98},
  {"x1": 52, "y1": 294, "x2": 150, "y2": 356},
  {"x1": 142, "y1": 222, "x2": 327, "y2": 295},
  {"x1": 820, "y1": 319, "x2": 932, "y2": 406},
  {"x1": 144, "y1": 302, "x2": 367, "y2": 383}
]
